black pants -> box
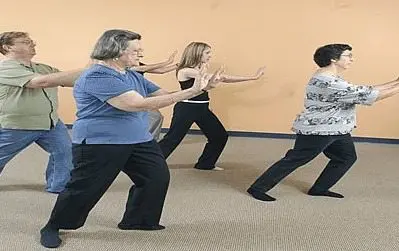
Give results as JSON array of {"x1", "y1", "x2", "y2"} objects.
[
  {"x1": 45, "y1": 140, "x2": 170, "y2": 229},
  {"x1": 250, "y1": 134, "x2": 357, "y2": 193},
  {"x1": 158, "y1": 102, "x2": 228, "y2": 170}
]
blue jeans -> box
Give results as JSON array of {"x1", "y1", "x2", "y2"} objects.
[{"x1": 0, "y1": 120, "x2": 72, "y2": 193}]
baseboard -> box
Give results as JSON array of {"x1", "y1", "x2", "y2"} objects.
[{"x1": 65, "y1": 124, "x2": 399, "y2": 144}]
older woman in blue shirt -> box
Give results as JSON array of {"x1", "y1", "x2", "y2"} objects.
[{"x1": 40, "y1": 29, "x2": 223, "y2": 248}]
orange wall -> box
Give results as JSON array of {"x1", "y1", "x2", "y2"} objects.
[{"x1": 1, "y1": 0, "x2": 399, "y2": 138}]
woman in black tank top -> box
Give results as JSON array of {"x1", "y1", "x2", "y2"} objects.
[
  {"x1": 158, "y1": 42, "x2": 265, "y2": 171},
  {"x1": 179, "y1": 78, "x2": 210, "y2": 101}
]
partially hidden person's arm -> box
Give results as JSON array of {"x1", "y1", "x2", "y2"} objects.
[{"x1": 0, "y1": 61, "x2": 83, "y2": 89}]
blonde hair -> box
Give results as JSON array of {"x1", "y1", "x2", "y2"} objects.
[{"x1": 176, "y1": 42, "x2": 210, "y2": 74}]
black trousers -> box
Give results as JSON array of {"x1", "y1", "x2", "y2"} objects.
[
  {"x1": 158, "y1": 102, "x2": 228, "y2": 170},
  {"x1": 46, "y1": 140, "x2": 170, "y2": 229},
  {"x1": 250, "y1": 134, "x2": 357, "y2": 193}
]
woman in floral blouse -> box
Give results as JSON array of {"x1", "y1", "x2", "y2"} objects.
[{"x1": 247, "y1": 43, "x2": 399, "y2": 202}]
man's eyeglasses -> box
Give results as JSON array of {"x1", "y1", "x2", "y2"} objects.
[{"x1": 12, "y1": 39, "x2": 35, "y2": 45}]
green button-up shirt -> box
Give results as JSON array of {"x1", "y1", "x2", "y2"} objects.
[{"x1": 0, "y1": 59, "x2": 60, "y2": 130}]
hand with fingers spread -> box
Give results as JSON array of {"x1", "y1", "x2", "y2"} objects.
[
  {"x1": 202, "y1": 65, "x2": 225, "y2": 91},
  {"x1": 190, "y1": 65, "x2": 224, "y2": 93}
]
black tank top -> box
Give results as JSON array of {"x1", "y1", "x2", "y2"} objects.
[{"x1": 179, "y1": 78, "x2": 209, "y2": 101}]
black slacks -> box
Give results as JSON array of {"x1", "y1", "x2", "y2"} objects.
[
  {"x1": 250, "y1": 134, "x2": 357, "y2": 193},
  {"x1": 159, "y1": 102, "x2": 228, "y2": 170},
  {"x1": 46, "y1": 140, "x2": 170, "y2": 229}
]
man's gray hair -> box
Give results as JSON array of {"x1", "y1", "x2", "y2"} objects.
[{"x1": 91, "y1": 29, "x2": 141, "y2": 60}]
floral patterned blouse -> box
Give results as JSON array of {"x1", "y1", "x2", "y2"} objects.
[{"x1": 292, "y1": 74, "x2": 379, "y2": 135}]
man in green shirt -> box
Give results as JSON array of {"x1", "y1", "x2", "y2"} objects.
[{"x1": 0, "y1": 31, "x2": 83, "y2": 193}]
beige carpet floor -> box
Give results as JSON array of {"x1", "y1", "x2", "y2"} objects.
[{"x1": 1, "y1": 134, "x2": 398, "y2": 251}]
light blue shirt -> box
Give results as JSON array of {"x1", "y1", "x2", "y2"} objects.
[{"x1": 72, "y1": 64, "x2": 160, "y2": 144}]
